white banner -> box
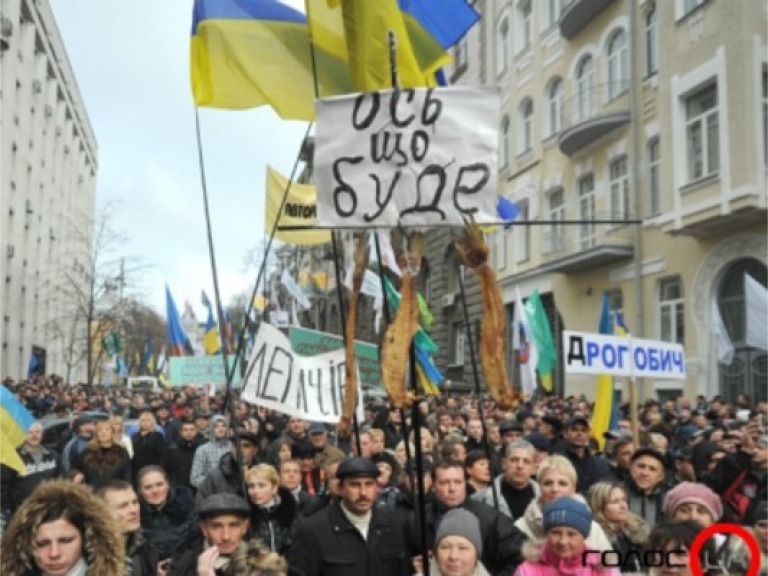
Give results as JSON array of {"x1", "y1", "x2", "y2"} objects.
[
  {"x1": 745, "y1": 273, "x2": 768, "y2": 351},
  {"x1": 242, "y1": 323, "x2": 362, "y2": 423},
  {"x1": 315, "y1": 86, "x2": 500, "y2": 228},
  {"x1": 562, "y1": 331, "x2": 686, "y2": 380},
  {"x1": 281, "y1": 269, "x2": 311, "y2": 310},
  {"x1": 344, "y1": 267, "x2": 383, "y2": 299}
]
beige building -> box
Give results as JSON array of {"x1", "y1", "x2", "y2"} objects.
[
  {"x1": 0, "y1": 0, "x2": 97, "y2": 381},
  {"x1": 432, "y1": 0, "x2": 766, "y2": 403}
]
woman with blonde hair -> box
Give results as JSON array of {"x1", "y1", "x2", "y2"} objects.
[
  {"x1": 515, "y1": 455, "x2": 613, "y2": 551},
  {"x1": 74, "y1": 420, "x2": 131, "y2": 489},
  {"x1": 109, "y1": 415, "x2": 133, "y2": 458},
  {"x1": 587, "y1": 481, "x2": 649, "y2": 573},
  {"x1": 1, "y1": 479, "x2": 125, "y2": 575},
  {"x1": 245, "y1": 464, "x2": 299, "y2": 555}
]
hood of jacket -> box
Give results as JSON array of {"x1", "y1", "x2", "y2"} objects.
[
  {"x1": 0, "y1": 480, "x2": 125, "y2": 576},
  {"x1": 224, "y1": 540, "x2": 287, "y2": 576},
  {"x1": 250, "y1": 486, "x2": 298, "y2": 527}
]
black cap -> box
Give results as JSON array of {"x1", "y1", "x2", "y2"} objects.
[
  {"x1": 335, "y1": 457, "x2": 380, "y2": 480},
  {"x1": 234, "y1": 429, "x2": 259, "y2": 446},
  {"x1": 525, "y1": 432, "x2": 551, "y2": 453},
  {"x1": 516, "y1": 410, "x2": 535, "y2": 423},
  {"x1": 541, "y1": 416, "x2": 563, "y2": 433},
  {"x1": 197, "y1": 493, "x2": 250, "y2": 519},
  {"x1": 308, "y1": 422, "x2": 327, "y2": 435},
  {"x1": 567, "y1": 416, "x2": 590, "y2": 429},
  {"x1": 631, "y1": 447, "x2": 667, "y2": 468},
  {"x1": 499, "y1": 419, "x2": 524, "y2": 434},
  {"x1": 73, "y1": 414, "x2": 94, "y2": 431}
]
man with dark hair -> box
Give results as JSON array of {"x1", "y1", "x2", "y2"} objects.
[
  {"x1": 162, "y1": 418, "x2": 204, "y2": 491},
  {"x1": 407, "y1": 459, "x2": 525, "y2": 575},
  {"x1": 289, "y1": 457, "x2": 410, "y2": 575},
  {"x1": 61, "y1": 414, "x2": 95, "y2": 472},
  {"x1": 195, "y1": 429, "x2": 260, "y2": 507},
  {"x1": 558, "y1": 416, "x2": 612, "y2": 493},
  {"x1": 97, "y1": 479, "x2": 152, "y2": 576}
]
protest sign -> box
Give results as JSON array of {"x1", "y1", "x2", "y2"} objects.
[
  {"x1": 289, "y1": 327, "x2": 381, "y2": 390},
  {"x1": 169, "y1": 355, "x2": 241, "y2": 387},
  {"x1": 242, "y1": 323, "x2": 362, "y2": 423},
  {"x1": 563, "y1": 331, "x2": 686, "y2": 380},
  {"x1": 315, "y1": 86, "x2": 500, "y2": 228}
]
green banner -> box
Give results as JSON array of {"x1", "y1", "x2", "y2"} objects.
[
  {"x1": 289, "y1": 327, "x2": 382, "y2": 390},
  {"x1": 169, "y1": 355, "x2": 241, "y2": 387}
]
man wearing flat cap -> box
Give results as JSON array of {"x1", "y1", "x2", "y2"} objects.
[
  {"x1": 169, "y1": 493, "x2": 251, "y2": 576},
  {"x1": 288, "y1": 456, "x2": 410, "y2": 576}
]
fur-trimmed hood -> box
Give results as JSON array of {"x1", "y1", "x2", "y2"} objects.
[
  {"x1": 0, "y1": 479, "x2": 125, "y2": 576},
  {"x1": 224, "y1": 540, "x2": 288, "y2": 576},
  {"x1": 597, "y1": 511, "x2": 649, "y2": 545}
]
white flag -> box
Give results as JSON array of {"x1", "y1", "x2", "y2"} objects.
[
  {"x1": 710, "y1": 299, "x2": 734, "y2": 365},
  {"x1": 745, "y1": 274, "x2": 768, "y2": 351},
  {"x1": 515, "y1": 287, "x2": 538, "y2": 394}
]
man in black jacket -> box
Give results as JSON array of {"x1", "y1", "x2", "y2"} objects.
[
  {"x1": 405, "y1": 459, "x2": 525, "y2": 576},
  {"x1": 97, "y1": 480, "x2": 153, "y2": 576},
  {"x1": 288, "y1": 457, "x2": 410, "y2": 576},
  {"x1": 195, "y1": 430, "x2": 260, "y2": 508},
  {"x1": 162, "y1": 418, "x2": 203, "y2": 492},
  {"x1": 557, "y1": 416, "x2": 613, "y2": 493}
]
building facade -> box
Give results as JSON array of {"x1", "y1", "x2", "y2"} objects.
[
  {"x1": 1, "y1": 0, "x2": 97, "y2": 381},
  {"x1": 424, "y1": 0, "x2": 767, "y2": 403}
]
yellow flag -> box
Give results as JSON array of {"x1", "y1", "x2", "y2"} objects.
[{"x1": 266, "y1": 166, "x2": 331, "y2": 246}]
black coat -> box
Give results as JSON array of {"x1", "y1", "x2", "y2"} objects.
[
  {"x1": 75, "y1": 444, "x2": 132, "y2": 490},
  {"x1": 249, "y1": 486, "x2": 300, "y2": 554},
  {"x1": 131, "y1": 431, "x2": 166, "y2": 481},
  {"x1": 558, "y1": 447, "x2": 613, "y2": 494},
  {"x1": 195, "y1": 452, "x2": 249, "y2": 509},
  {"x1": 141, "y1": 485, "x2": 199, "y2": 566},
  {"x1": 0, "y1": 446, "x2": 61, "y2": 516},
  {"x1": 405, "y1": 495, "x2": 525, "y2": 576},
  {"x1": 288, "y1": 499, "x2": 409, "y2": 576},
  {"x1": 162, "y1": 436, "x2": 203, "y2": 490}
]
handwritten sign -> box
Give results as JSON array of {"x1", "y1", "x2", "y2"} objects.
[
  {"x1": 289, "y1": 327, "x2": 381, "y2": 390},
  {"x1": 315, "y1": 87, "x2": 500, "y2": 228},
  {"x1": 242, "y1": 323, "x2": 362, "y2": 423},
  {"x1": 169, "y1": 355, "x2": 242, "y2": 387}
]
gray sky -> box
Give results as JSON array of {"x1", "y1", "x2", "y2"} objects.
[{"x1": 49, "y1": 0, "x2": 308, "y2": 318}]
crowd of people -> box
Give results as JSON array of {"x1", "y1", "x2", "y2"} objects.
[{"x1": 0, "y1": 376, "x2": 766, "y2": 576}]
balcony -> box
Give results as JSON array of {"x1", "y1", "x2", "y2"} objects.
[
  {"x1": 540, "y1": 212, "x2": 635, "y2": 274},
  {"x1": 559, "y1": 0, "x2": 616, "y2": 40},
  {"x1": 558, "y1": 82, "x2": 631, "y2": 156}
]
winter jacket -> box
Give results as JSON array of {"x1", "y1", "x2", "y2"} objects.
[
  {"x1": 0, "y1": 445, "x2": 61, "y2": 516},
  {"x1": 594, "y1": 513, "x2": 649, "y2": 573},
  {"x1": 472, "y1": 476, "x2": 540, "y2": 520},
  {"x1": 248, "y1": 487, "x2": 300, "y2": 554},
  {"x1": 623, "y1": 477, "x2": 667, "y2": 528},
  {"x1": 141, "y1": 485, "x2": 199, "y2": 566},
  {"x1": 703, "y1": 448, "x2": 768, "y2": 524},
  {"x1": 162, "y1": 435, "x2": 204, "y2": 490},
  {"x1": 288, "y1": 498, "x2": 410, "y2": 576},
  {"x1": 62, "y1": 433, "x2": 91, "y2": 473},
  {"x1": 195, "y1": 452, "x2": 251, "y2": 509},
  {"x1": 406, "y1": 494, "x2": 526, "y2": 576},
  {"x1": 557, "y1": 447, "x2": 613, "y2": 494},
  {"x1": 189, "y1": 426, "x2": 232, "y2": 488},
  {"x1": 131, "y1": 430, "x2": 166, "y2": 482},
  {"x1": 126, "y1": 529, "x2": 153, "y2": 576},
  {"x1": 514, "y1": 541, "x2": 620, "y2": 576},
  {"x1": 514, "y1": 495, "x2": 613, "y2": 552},
  {"x1": 75, "y1": 444, "x2": 132, "y2": 490}
]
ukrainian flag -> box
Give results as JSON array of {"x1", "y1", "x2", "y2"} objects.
[
  {"x1": 1, "y1": 385, "x2": 35, "y2": 473},
  {"x1": 591, "y1": 293, "x2": 614, "y2": 451}
]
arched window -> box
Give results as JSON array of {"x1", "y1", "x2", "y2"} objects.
[
  {"x1": 501, "y1": 115, "x2": 511, "y2": 168},
  {"x1": 607, "y1": 29, "x2": 628, "y2": 97},
  {"x1": 497, "y1": 17, "x2": 510, "y2": 76},
  {"x1": 547, "y1": 78, "x2": 563, "y2": 135},
  {"x1": 576, "y1": 55, "x2": 595, "y2": 121},
  {"x1": 518, "y1": 99, "x2": 534, "y2": 153}
]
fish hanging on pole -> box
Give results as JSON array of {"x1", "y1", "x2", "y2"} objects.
[
  {"x1": 381, "y1": 232, "x2": 424, "y2": 409},
  {"x1": 455, "y1": 217, "x2": 520, "y2": 411},
  {"x1": 337, "y1": 232, "x2": 369, "y2": 439}
]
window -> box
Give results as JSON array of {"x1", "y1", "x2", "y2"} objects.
[
  {"x1": 519, "y1": 1, "x2": 532, "y2": 52},
  {"x1": 607, "y1": 289, "x2": 625, "y2": 331},
  {"x1": 578, "y1": 175, "x2": 595, "y2": 249},
  {"x1": 659, "y1": 277, "x2": 684, "y2": 344},
  {"x1": 543, "y1": 0, "x2": 562, "y2": 30},
  {"x1": 685, "y1": 84, "x2": 719, "y2": 181},
  {"x1": 497, "y1": 17, "x2": 510, "y2": 76},
  {"x1": 495, "y1": 230, "x2": 507, "y2": 269},
  {"x1": 609, "y1": 156, "x2": 629, "y2": 219},
  {"x1": 645, "y1": 9, "x2": 657, "y2": 75},
  {"x1": 763, "y1": 70, "x2": 767, "y2": 166},
  {"x1": 547, "y1": 78, "x2": 563, "y2": 136},
  {"x1": 501, "y1": 115, "x2": 511, "y2": 169},
  {"x1": 607, "y1": 30, "x2": 628, "y2": 98},
  {"x1": 683, "y1": 0, "x2": 704, "y2": 15},
  {"x1": 547, "y1": 189, "x2": 565, "y2": 253},
  {"x1": 647, "y1": 138, "x2": 661, "y2": 216},
  {"x1": 576, "y1": 56, "x2": 595, "y2": 122},
  {"x1": 453, "y1": 323, "x2": 466, "y2": 365},
  {"x1": 455, "y1": 37, "x2": 468, "y2": 72},
  {"x1": 515, "y1": 202, "x2": 530, "y2": 263},
  {"x1": 518, "y1": 99, "x2": 534, "y2": 154}
]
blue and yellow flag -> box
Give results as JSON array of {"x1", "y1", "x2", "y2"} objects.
[
  {"x1": 202, "y1": 291, "x2": 221, "y2": 355},
  {"x1": 591, "y1": 292, "x2": 614, "y2": 451},
  {"x1": 1, "y1": 385, "x2": 35, "y2": 473}
]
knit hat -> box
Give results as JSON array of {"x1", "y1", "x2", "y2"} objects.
[
  {"x1": 435, "y1": 509, "x2": 483, "y2": 555},
  {"x1": 542, "y1": 496, "x2": 593, "y2": 537},
  {"x1": 663, "y1": 481, "x2": 722, "y2": 521}
]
